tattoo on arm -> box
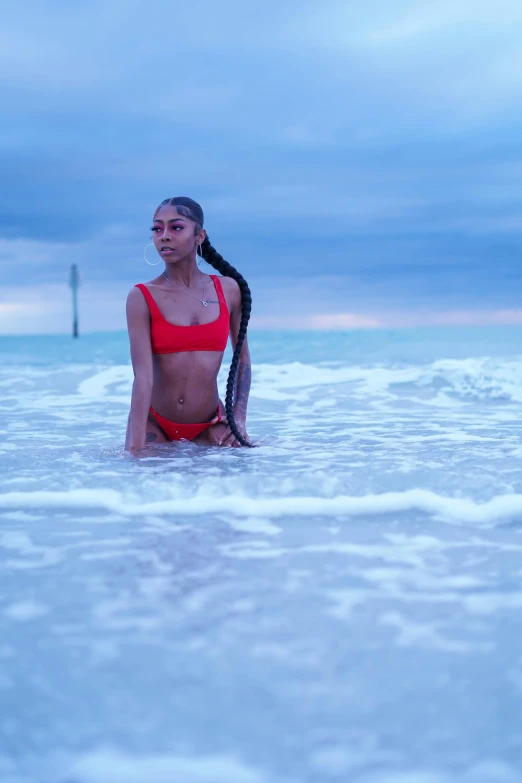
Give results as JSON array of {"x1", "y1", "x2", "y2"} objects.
[
  {"x1": 234, "y1": 361, "x2": 251, "y2": 416},
  {"x1": 146, "y1": 432, "x2": 158, "y2": 443}
]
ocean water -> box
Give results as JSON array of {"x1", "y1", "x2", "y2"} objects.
[{"x1": 2, "y1": 327, "x2": 522, "y2": 783}]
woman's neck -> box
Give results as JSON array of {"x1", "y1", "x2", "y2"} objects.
[{"x1": 163, "y1": 258, "x2": 201, "y2": 287}]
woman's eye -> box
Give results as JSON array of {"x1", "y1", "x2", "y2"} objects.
[{"x1": 149, "y1": 225, "x2": 183, "y2": 232}]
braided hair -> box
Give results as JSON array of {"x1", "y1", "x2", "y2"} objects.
[{"x1": 155, "y1": 197, "x2": 252, "y2": 447}]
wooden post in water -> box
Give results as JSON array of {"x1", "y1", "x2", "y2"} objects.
[{"x1": 69, "y1": 264, "x2": 80, "y2": 338}]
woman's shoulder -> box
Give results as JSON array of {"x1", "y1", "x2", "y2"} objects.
[
  {"x1": 126, "y1": 284, "x2": 151, "y2": 310},
  {"x1": 211, "y1": 276, "x2": 241, "y2": 316},
  {"x1": 128, "y1": 277, "x2": 164, "y2": 297},
  {"x1": 127, "y1": 283, "x2": 146, "y2": 297},
  {"x1": 215, "y1": 275, "x2": 240, "y2": 296},
  {"x1": 131, "y1": 274, "x2": 164, "y2": 288}
]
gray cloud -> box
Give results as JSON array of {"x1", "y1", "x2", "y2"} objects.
[{"x1": 1, "y1": 0, "x2": 522, "y2": 329}]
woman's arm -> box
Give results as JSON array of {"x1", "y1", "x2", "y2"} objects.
[
  {"x1": 232, "y1": 338, "x2": 251, "y2": 427},
  {"x1": 125, "y1": 287, "x2": 153, "y2": 454}
]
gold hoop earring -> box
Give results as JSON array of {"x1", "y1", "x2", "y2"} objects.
[{"x1": 144, "y1": 243, "x2": 161, "y2": 266}]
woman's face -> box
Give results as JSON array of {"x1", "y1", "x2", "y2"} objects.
[{"x1": 151, "y1": 205, "x2": 203, "y2": 261}]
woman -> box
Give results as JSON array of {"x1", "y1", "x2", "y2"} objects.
[{"x1": 125, "y1": 196, "x2": 252, "y2": 454}]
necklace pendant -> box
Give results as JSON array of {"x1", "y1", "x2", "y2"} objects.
[{"x1": 202, "y1": 300, "x2": 208, "y2": 307}]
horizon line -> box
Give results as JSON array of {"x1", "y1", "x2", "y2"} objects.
[{"x1": 1, "y1": 322, "x2": 522, "y2": 339}]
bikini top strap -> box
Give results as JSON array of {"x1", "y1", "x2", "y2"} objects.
[
  {"x1": 210, "y1": 275, "x2": 227, "y2": 312},
  {"x1": 134, "y1": 284, "x2": 163, "y2": 320}
]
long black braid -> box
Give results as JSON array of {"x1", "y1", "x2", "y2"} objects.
[{"x1": 155, "y1": 197, "x2": 253, "y2": 447}]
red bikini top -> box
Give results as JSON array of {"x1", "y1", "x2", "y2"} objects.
[{"x1": 135, "y1": 275, "x2": 229, "y2": 354}]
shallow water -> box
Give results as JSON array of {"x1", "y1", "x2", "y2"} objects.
[{"x1": 2, "y1": 328, "x2": 522, "y2": 783}]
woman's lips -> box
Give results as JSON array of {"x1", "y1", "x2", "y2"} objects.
[{"x1": 160, "y1": 247, "x2": 175, "y2": 254}]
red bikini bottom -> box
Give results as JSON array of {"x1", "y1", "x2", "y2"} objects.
[{"x1": 149, "y1": 403, "x2": 224, "y2": 441}]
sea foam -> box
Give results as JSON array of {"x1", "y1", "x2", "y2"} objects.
[{"x1": 1, "y1": 488, "x2": 522, "y2": 526}]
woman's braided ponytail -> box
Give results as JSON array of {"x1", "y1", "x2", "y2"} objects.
[{"x1": 154, "y1": 196, "x2": 252, "y2": 447}]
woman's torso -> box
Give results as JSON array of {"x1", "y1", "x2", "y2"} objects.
[{"x1": 136, "y1": 274, "x2": 230, "y2": 423}]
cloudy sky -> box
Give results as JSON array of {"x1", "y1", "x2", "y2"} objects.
[{"x1": 1, "y1": 0, "x2": 522, "y2": 333}]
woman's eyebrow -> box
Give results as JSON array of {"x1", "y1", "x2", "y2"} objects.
[{"x1": 153, "y1": 218, "x2": 186, "y2": 224}]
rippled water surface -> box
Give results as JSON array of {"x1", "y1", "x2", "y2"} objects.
[{"x1": 2, "y1": 328, "x2": 522, "y2": 783}]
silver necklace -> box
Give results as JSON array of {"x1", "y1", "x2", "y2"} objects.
[{"x1": 162, "y1": 271, "x2": 217, "y2": 307}]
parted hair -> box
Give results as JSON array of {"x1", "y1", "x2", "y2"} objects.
[{"x1": 155, "y1": 196, "x2": 252, "y2": 447}]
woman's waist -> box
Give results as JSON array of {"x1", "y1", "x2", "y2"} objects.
[
  {"x1": 150, "y1": 357, "x2": 222, "y2": 423},
  {"x1": 152, "y1": 356, "x2": 221, "y2": 389},
  {"x1": 150, "y1": 389, "x2": 221, "y2": 425}
]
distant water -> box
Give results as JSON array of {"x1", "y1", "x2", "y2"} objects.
[{"x1": 2, "y1": 327, "x2": 522, "y2": 783}]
